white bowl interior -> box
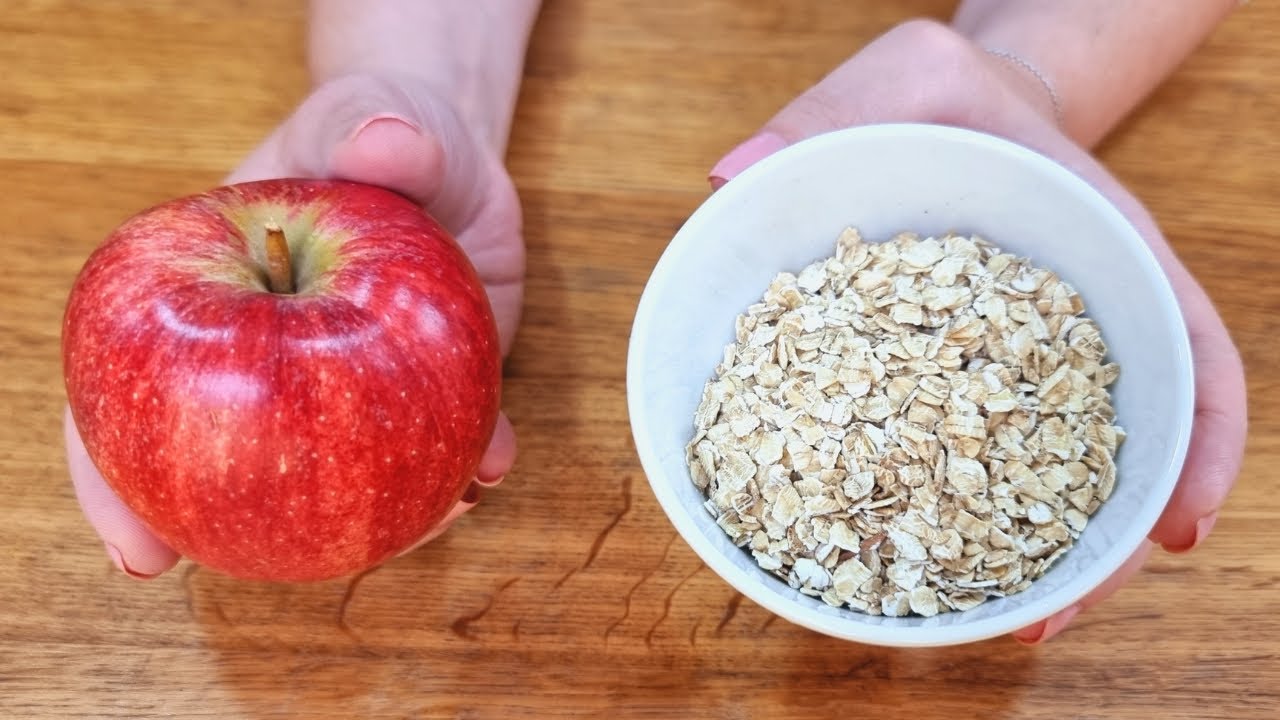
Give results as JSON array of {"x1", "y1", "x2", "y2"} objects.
[{"x1": 627, "y1": 124, "x2": 1194, "y2": 647}]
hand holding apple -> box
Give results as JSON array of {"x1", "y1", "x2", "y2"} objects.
[
  {"x1": 64, "y1": 178, "x2": 502, "y2": 582},
  {"x1": 64, "y1": 73, "x2": 526, "y2": 580}
]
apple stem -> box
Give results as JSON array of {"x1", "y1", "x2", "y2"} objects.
[{"x1": 263, "y1": 222, "x2": 296, "y2": 294}]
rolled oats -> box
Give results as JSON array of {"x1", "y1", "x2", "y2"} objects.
[{"x1": 687, "y1": 228, "x2": 1123, "y2": 617}]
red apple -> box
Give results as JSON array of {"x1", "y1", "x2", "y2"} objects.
[{"x1": 62, "y1": 179, "x2": 502, "y2": 582}]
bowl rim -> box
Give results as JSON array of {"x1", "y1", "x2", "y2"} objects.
[{"x1": 626, "y1": 122, "x2": 1195, "y2": 647}]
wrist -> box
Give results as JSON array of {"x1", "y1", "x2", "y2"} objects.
[
  {"x1": 952, "y1": 0, "x2": 1241, "y2": 147},
  {"x1": 978, "y1": 48, "x2": 1063, "y2": 130},
  {"x1": 844, "y1": 20, "x2": 1062, "y2": 141},
  {"x1": 308, "y1": 0, "x2": 540, "y2": 153}
]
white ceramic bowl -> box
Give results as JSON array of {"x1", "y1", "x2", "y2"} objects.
[{"x1": 627, "y1": 123, "x2": 1194, "y2": 647}]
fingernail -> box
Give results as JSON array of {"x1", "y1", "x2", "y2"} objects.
[
  {"x1": 1014, "y1": 603, "x2": 1081, "y2": 645},
  {"x1": 1163, "y1": 511, "x2": 1218, "y2": 554},
  {"x1": 475, "y1": 474, "x2": 504, "y2": 489},
  {"x1": 105, "y1": 543, "x2": 160, "y2": 581},
  {"x1": 708, "y1": 132, "x2": 789, "y2": 190},
  {"x1": 346, "y1": 114, "x2": 422, "y2": 143}
]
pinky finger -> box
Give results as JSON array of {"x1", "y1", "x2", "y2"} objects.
[{"x1": 1012, "y1": 541, "x2": 1154, "y2": 645}]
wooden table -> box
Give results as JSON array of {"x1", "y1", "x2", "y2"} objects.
[{"x1": 2, "y1": 2, "x2": 1276, "y2": 717}]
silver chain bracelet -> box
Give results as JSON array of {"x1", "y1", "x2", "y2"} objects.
[{"x1": 983, "y1": 48, "x2": 1065, "y2": 128}]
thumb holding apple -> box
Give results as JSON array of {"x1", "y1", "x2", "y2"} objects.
[{"x1": 65, "y1": 72, "x2": 524, "y2": 580}]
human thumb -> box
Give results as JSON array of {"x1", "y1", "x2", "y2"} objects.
[
  {"x1": 707, "y1": 131, "x2": 792, "y2": 191},
  {"x1": 226, "y1": 72, "x2": 492, "y2": 233}
]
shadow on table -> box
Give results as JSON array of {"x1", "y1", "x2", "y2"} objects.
[{"x1": 182, "y1": 544, "x2": 1041, "y2": 718}]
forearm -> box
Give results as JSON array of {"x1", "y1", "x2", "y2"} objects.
[
  {"x1": 952, "y1": 0, "x2": 1239, "y2": 147},
  {"x1": 309, "y1": 0, "x2": 542, "y2": 152}
]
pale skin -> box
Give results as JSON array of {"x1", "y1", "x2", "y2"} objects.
[{"x1": 67, "y1": 0, "x2": 1247, "y2": 644}]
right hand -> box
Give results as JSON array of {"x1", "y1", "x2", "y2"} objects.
[
  {"x1": 65, "y1": 72, "x2": 525, "y2": 579},
  {"x1": 707, "y1": 20, "x2": 1246, "y2": 643}
]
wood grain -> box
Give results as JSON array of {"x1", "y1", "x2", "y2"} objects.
[{"x1": 1, "y1": 1, "x2": 1277, "y2": 718}]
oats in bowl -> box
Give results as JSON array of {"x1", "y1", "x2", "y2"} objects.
[{"x1": 686, "y1": 227, "x2": 1123, "y2": 618}]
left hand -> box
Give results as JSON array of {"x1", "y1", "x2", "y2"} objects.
[
  {"x1": 708, "y1": 19, "x2": 1247, "y2": 643},
  {"x1": 66, "y1": 73, "x2": 524, "y2": 579}
]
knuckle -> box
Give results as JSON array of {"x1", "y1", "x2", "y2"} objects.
[
  {"x1": 880, "y1": 19, "x2": 988, "y2": 122},
  {"x1": 884, "y1": 18, "x2": 970, "y2": 55},
  {"x1": 306, "y1": 72, "x2": 406, "y2": 116}
]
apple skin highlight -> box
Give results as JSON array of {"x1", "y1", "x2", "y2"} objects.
[{"x1": 62, "y1": 179, "x2": 502, "y2": 582}]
